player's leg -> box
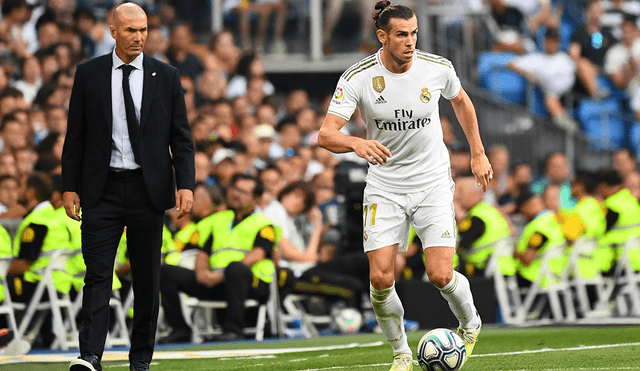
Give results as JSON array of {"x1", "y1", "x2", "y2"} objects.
[
  {"x1": 424, "y1": 247, "x2": 481, "y2": 359},
  {"x1": 363, "y1": 185, "x2": 413, "y2": 370},
  {"x1": 368, "y1": 245, "x2": 413, "y2": 370},
  {"x1": 412, "y1": 179, "x2": 481, "y2": 360}
]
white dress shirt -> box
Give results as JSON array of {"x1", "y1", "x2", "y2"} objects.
[{"x1": 111, "y1": 50, "x2": 144, "y2": 170}]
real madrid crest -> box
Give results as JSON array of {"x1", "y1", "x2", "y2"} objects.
[
  {"x1": 373, "y1": 76, "x2": 385, "y2": 93},
  {"x1": 420, "y1": 87, "x2": 431, "y2": 103}
]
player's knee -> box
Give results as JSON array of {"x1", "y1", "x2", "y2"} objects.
[
  {"x1": 428, "y1": 269, "x2": 453, "y2": 289},
  {"x1": 369, "y1": 271, "x2": 394, "y2": 290}
]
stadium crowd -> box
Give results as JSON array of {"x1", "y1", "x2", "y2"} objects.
[{"x1": 0, "y1": 0, "x2": 640, "y2": 351}]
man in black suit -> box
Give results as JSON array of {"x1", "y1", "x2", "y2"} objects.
[{"x1": 62, "y1": 3, "x2": 195, "y2": 371}]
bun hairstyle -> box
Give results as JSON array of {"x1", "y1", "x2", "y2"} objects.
[{"x1": 372, "y1": 1, "x2": 415, "y2": 31}]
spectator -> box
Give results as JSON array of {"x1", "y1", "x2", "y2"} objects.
[
  {"x1": 568, "y1": 0, "x2": 615, "y2": 98},
  {"x1": 275, "y1": 89, "x2": 309, "y2": 126},
  {"x1": 601, "y1": 0, "x2": 640, "y2": 41},
  {"x1": 195, "y1": 70, "x2": 228, "y2": 107},
  {"x1": 1, "y1": 112, "x2": 30, "y2": 152},
  {"x1": 0, "y1": 174, "x2": 26, "y2": 218},
  {"x1": 159, "y1": 173, "x2": 278, "y2": 343},
  {"x1": 34, "y1": 20, "x2": 61, "y2": 52},
  {"x1": 485, "y1": 144, "x2": 510, "y2": 205},
  {"x1": 542, "y1": 183, "x2": 560, "y2": 215},
  {"x1": 204, "y1": 29, "x2": 241, "y2": 76},
  {"x1": 73, "y1": 5, "x2": 98, "y2": 58},
  {"x1": 251, "y1": 123, "x2": 277, "y2": 171},
  {"x1": 166, "y1": 23, "x2": 204, "y2": 81},
  {"x1": 194, "y1": 151, "x2": 213, "y2": 184},
  {"x1": 0, "y1": 153, "x2": 18, "y2": 177},
  {"x1": 508, "y1": 28, "x2": 577, "y2": 131},
  {"x1": 44, "y1": 105, "x2": 67, "y2": 134},
  {"x1": 11, "y1": 56, "x2": 41, "y2": 103},
  {"x1": 210, "y1": 147, "x2": 239, "y2": 188},
  {"x1": 0, "y1": 0, "x2": 32, "y2": 61},
  {"x1": 449, "y1": 141, "x2": 472, "y2": 179},
  {"x1": 613, "y1": 148, "x2": 639, "y2": 182},
  {"x1": 226, "y1": 52, "x2": 275, "y2": 99},
  {"x1": 487, "y1": 0, "x2": 531, "y2": 55},
  {"x1": 498, "y1": 161, "x2": 533, "y2": 215},
  {"x1": 144, "y1": 26, "x2": 169, "y2": 63},
  {"x1": 605, "y1": 15, "x2": 640, "y2": 103},
  {"x1": 14, "y1": 146, "x2": 37, "y2": 176},
  {"x1": 226, "y1": 0, "x2": 288, "y2": 55},
  {"x1": 532, "y1": 152, "x2": 576, "y2": 215}
]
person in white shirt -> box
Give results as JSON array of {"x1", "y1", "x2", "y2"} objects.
[
  {"x1": 508, "y1": 28, "x2": 577, "y2": 131},
  {"x1": 318, "y1": 2, "x2": 491, "y2": 370}
]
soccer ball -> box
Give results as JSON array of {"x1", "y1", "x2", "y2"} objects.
[
  {"x1": 333, "y1": 308, "x2": 363, "y2": 334},
  {"x1": 416, "y1": 328, "x2": 466, "y2": 371}
]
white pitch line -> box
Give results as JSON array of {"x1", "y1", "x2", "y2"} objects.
[
  {"x1": 0, "y1": 341, "x2": 386, "y2": 364},
  {"x1": 472, "y1": 341, "x2": 640, "y2": 357}
]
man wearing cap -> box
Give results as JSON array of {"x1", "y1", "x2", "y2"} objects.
[
  {"x1": 209, "y1": 148, "x2": 238, "y2": 188},
  {"x1": 513, "y1": 188, "x2": 567, "y2": 289}
]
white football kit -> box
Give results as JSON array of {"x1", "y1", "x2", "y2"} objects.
[{"x1": 328, "y1": 48, "x2": 461, "y2": 251}]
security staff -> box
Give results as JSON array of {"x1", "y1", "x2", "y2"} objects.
[
  {"x1": 159, "y1": 173, "x2": 278, "y2": 343},
  {"x1": 455, "y1": 177, "x2": 516, "y2": 278},
  {"x1": 513, "y1": 188, "x2": 567, "y2": 288},
  {"x1": 597, "y1": 169, "x2": 640, "y2": 275},
  {"x1": 563, "y1": 170, "x2": 605, "y2": 279},
  {"x1": 6, "y1": 172, "x2": 73, "y2": 347}
]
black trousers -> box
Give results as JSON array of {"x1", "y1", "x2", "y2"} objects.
[
  {"x1": 160, "y1": 262, "x2": 270, "y2": 335},
  {"x1": 79, "y1": 170, "x2": 164, "y2": 364},
  {"x1": 295, "y1": 252, "x2": 370, "y2": 309}
]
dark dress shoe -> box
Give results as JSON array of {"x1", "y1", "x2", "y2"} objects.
[
  {"x1": 130, "y1": 360, "x2": 150, "y2": 371},
  {"x1": 158, "y1": 330, "x2": 191, "y2": 344},
  {"x1": 69, "y1": 352, "x2": 102, "y2": 371}
]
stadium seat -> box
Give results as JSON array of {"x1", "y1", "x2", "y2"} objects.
[
  {"x1": 180, "y1": 269, "x2": 281, "y2": 342},
  {"x1": 0, "y1": 257, "x2": 21, "y2": 344},
  {"x1": 13, "y1": 249, "x2": 78, "y2": 350},
  {"x1": 477, "y1": 52, "x2": 526, "y2": 104},
  {"x1": 514, "y1": 241, "x2": 576, "y2": 324},
  {"x1": 610, "y1": 237, "x2": 640, "y2": 317},
  {"x1": 484, "y1": 237, "x2": 522, "y2": 325},
  {"x1": 565, "y1": 238, "x2": 612, "y2": 319},
  {"x1": 576, "y1": 98, "x2": 626, "y2": 151}
]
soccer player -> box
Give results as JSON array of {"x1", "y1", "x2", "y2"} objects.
[{"x1": 317, "y1": 2, "x2": 492, "y2": 370}]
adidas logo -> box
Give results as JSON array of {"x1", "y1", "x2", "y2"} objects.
[
  {"x1": 375, "y1": 95, "x2": 387, "y2": 104},
  {"x1": 441, "y1": 230, "x2": 453, "y2": 238}
]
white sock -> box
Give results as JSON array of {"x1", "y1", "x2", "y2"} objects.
[
  {"x1": 438, "y1": 271, "x2": 480, "y2": 329},
  {"x1": 370, "y1": 283, "x2": 412, "y2": 356}
]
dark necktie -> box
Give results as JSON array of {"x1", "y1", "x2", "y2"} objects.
[{"x1": 120, "y1": 64, "x2": 141, "y2": 165}]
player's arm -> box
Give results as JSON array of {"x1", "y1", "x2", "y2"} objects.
[
  {"x1": 318, "y1": 113, "x2": 391, "y2": 165},
  {"x1": 450, "y1": 87, "x2": 492, "y2": 191}
]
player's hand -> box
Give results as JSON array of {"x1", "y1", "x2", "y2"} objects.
[
  {"x1": 175, "y1": 189, "x2": 193, "y2": 219},
  {"x1": 470, "y1": 153, "x2": 493, "y2": 192},
  {"x1": 63, "y1": 191, "x2": 81, "y2": 221},
  {"x1": 352, "y1": 138, "x2": 392, "y2": 165}
]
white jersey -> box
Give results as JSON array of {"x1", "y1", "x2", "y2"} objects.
[{"x1": 328, "y1": 48, "x2": 461, "y2": 194}]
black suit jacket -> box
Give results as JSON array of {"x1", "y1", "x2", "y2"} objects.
[{"x1": 62, "y1": 53, "x2": 195, "y2": 210}]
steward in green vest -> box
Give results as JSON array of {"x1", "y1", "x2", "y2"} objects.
[
  {"x1": 159, "y1": 174, "x2": 279, "y2": 344},
  {"x1": 562, "y1": 170, "x2": 606, "y2": 279},
  {"x1": 597, "y1": 169, "x2": 640, "y2": 274},
  {"x1": 513, "y1": 188, "x2": 567, "y2": 288},
  {"x1": 0, "y1": 224, "x2": 12, "y2": 305},
  {"x1": 6, "y1": 172, "x2": 72, "y2": 346},
  {"x1": 164, "y1": 182, "x2": 225, "y2": 267},
  {"x1": 454, "y1": 176, "x2": 516, "y2": 278}
]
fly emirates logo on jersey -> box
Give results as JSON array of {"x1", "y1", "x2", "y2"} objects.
[{"x1": 373, "y1": 109, "x2": 431, "y2": 131}]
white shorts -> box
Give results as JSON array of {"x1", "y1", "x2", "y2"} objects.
[{"x1": 362, "y1": 178, "x2": 456, "y2": 253}]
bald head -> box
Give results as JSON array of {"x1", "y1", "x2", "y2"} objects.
[
  {"x1": 113, "y1": 3, "x2": 146, "y2": 26},
  {"x1": 110, "y1": 3, "x2": 147, "y2": 63},
  {"x1": 455, "y1": 176, "x2": 484, "y2": 212}
]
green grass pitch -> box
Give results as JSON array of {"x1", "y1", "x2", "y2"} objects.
[{"x1": 4, "y1": 326, "x2": 640, "y2": 370}]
